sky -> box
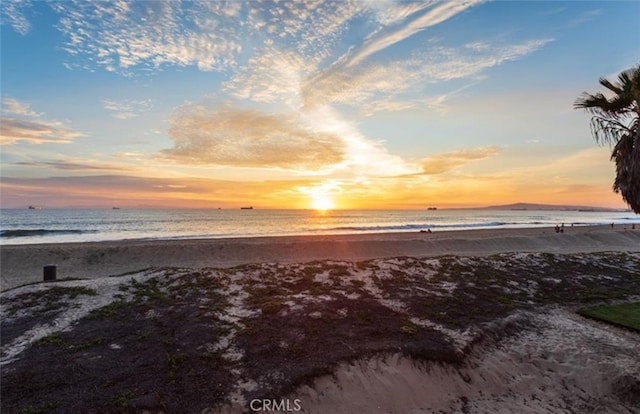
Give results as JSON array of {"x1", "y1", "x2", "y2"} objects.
[{"x1": 1, "y1": 0, "x2": 639, "y2": 210}]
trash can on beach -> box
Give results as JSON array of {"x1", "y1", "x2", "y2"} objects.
[{"x1": 43, "y1": 265, "x2": 57, "y2": 281}]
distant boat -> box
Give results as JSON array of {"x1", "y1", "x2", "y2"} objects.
[
  {"x1": 28, "y1": 205, "x2": 42, "y2": 210},
  {"x1": 240, "y1": 206, "x2": 254, "y2": 210},
  {"x1": 112, "y1": 207, "x2": 121, "y2": 210},
  {"x1": 427, "y1": 207, "x2": 437, "y2": 211}
]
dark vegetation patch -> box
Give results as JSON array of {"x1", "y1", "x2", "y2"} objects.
[
  {"x1": 375, "y1": 253, "x2": 640, "y2": 330},
  {"x1": 2, "y1": 273, "x2": 235, "y2": 414},
  {"x1": 1, "y1": 252, "x2": 639, "y2": 413},
  {"x1": 3, "y1": 286, "x2": 97, "y2": 315},
  {"x1": 0, "y1": 286, "x2": 97, "y2": 345}
]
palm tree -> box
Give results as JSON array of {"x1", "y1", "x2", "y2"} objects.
[{"x1": 574, "y1": 65, "x2": 640, "y2": 213}]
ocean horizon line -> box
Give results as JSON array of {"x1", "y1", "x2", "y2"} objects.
[{"x1": 0, "y1": 204, "x2": 631, "y2": 212}]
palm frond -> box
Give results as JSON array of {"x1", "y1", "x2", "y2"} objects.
[
  {"x1": 575, "y1": 93, "x2": 610, "y2": 113},
  {"x1": 590, "y1": 116, "x2": 630, "y2": 145},
  {"x1": 599, "y1": 77, "x2": 623, "y2": 94}
]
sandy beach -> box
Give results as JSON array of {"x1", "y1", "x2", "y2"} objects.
[
  {"x1": 1, "y1": 226, "x2": 639, "y2": 413},
  {"x1": 2, "y1": 225, "x2": 639, "y2": 291}
]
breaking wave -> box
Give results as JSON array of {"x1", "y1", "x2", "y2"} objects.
[{"x1": 0, "y1": 229, "x2": 97, "y2": 238}]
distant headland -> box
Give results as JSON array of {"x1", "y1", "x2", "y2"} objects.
[{"x1": 476, "y1": 202, "x2": 626, "y2": 212}]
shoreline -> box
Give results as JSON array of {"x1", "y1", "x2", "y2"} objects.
[
  {"x1": 2, "y1": 225, "x2": 639, "y2": 291},
  {"x1": 1, "y1": 221, "x2": 637, "y2": 245}
]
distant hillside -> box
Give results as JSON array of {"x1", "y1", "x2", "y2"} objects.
[{"x1": 480, "y1": 203, "x2": 624, "y2": 212}]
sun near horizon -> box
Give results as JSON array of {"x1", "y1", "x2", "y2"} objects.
[{"x1": 310, "y1": 195, "x2": 336, "y2": 212}]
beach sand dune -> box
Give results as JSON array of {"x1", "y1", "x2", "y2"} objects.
[
  {"x1": 290, "y1": 309, "x2": 640, "y2": 414},
  {"x1": 2, "y1": 226, "x2": 639, "y2": 291}
]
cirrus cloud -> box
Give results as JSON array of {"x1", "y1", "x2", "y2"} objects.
[
  {"x1": 302, "y1": 38, "x2": 553, "y2": 112},
  {"x1": 102, "y1": 98, "x2": 153, "y2": 119},
  {"x1": 347, "y1": 0, "x2": 485, "y2": 67},
  {"x1": 1, "y1": 0, "x2": 32, "y2": 34},
  {"x1": 50, "y1": 1, "x2": 242, "y2": 73}
]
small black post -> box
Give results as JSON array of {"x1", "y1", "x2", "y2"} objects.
[{"x1": 43, "y1": 265, "x2": 57, "y2": 281}]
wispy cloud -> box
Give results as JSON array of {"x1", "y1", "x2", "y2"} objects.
[
  {"x1": 102, "y1": 98, "x2": 153, "y2": 119},
  {"x1": 243, "y1": 0, "x2": 366, "y2": 61},
  {"x1": 363, "y1": 0, "x2": 434, "y2": 26},
  {"x1": 224, "y1": 46, "x2": 316, "y2": 108},
  {"x1": 162, "y1": 104, "x2": 345, "y2": 170},
  {"x1": 346, "y1": 0, "x2": 484, "y2": 67},
  {"x1": 2, "y1": 97, "x2": 40, "y2": 116},
  {"x1": 47, "y1": 1, "x2": 372, "y2": 75},
  {"x1": 1, "y1": 0, "x2": 32, "y2": 34},
  {"x1": 420, "y1": 146, "x2": 502, "y2": 175},
  {"x1": 537, "y1": 6, "x2": 567, "y2": 17},
  {"x1": 50, "y1": 1, "x2": 242, "y2": 73},
  {"x1": 1, "y1": 97, "x2": 84, "y2": 145},
  {"x1": 302, "y1": 38, "x2": 553, "y2": 112},
  {"x1": 569, "y1": 9, "x2": 602, "y2": 27},
  {"x1": 13, "y1": 160, "x2": 132, "y2": 172},
  {"x1": 0, "y1": 118, "x2": 84, "y2": 145},
  {"x1": 225, "y1": 33, "x2": 552, "y2": 124}
]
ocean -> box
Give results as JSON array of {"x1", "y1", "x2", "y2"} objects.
[{"x1": 1, "y1": 208, "x2": 638, "y2": 245}]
